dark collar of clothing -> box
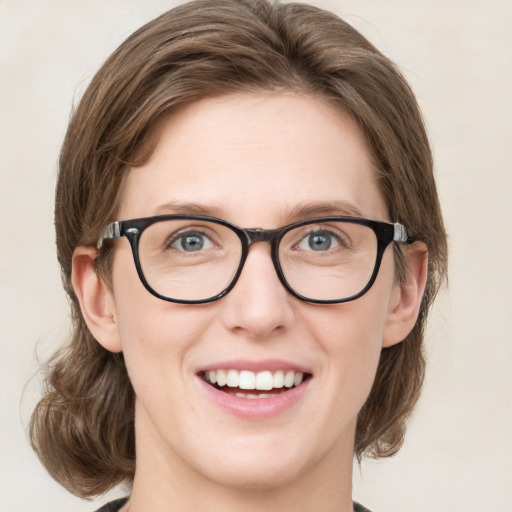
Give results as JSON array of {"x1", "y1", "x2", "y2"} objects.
[
  {"x1": 95, "y1": 497, "x2": 373, "y2": 511},
  {"x1": 94, "y1": 497, "x2": 128, "y2": 512}
]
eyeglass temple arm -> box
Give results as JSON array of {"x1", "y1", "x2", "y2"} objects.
[{"x1": 97, "y1": 221, "x2": 122, "y2": 249}]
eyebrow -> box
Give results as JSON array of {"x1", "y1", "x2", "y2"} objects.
[
  {"x1": 152, "y1": 199, "x2": 365, "y2": 223},
  {"x1": 283, "y1": 200, "x2": 365, "y2": 221},
  {"x1": 153, "y1": 201, "x2": 225, "y2": 217}
]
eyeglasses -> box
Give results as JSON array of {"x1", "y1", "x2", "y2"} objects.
[{"x1": 97, "y1": 214, "x2": 411, "y2": 304}]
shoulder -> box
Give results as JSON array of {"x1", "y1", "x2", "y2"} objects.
[
  {"x1": 93, "y1": 497, "x2": 129, "y2": 512},
  {"x1": 354, "y1": 502, "x2": 373, "y2": 512}
]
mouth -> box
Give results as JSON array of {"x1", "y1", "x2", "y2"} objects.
[{"x1": 200, "y1": 369, "x2": 312, "y2": 399}]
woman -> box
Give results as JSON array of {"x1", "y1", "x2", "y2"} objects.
[{"x1": 30, "y1": 1, "x2": 447, "y2": 510}]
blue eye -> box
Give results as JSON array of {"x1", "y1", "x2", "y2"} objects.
[
  {"x1": 308, "y1": 232, "x2": 332, "y2": 251},
  {"x1": 296, "y1": 229, "x2": 341, "y2": 252},
  {"x1": 171, "y1": 231, "x2": 213, "y2": 252}
]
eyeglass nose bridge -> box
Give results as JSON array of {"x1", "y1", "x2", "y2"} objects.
[
  {"x1": 233, "y1": 227, "x2": 291, "y2": 298},
  {"x1": 241, "y1": 227, "x2": 284, "y2": 270},
  {"x1": 244, "y1": 227, "x2": 282, "y2": 245}
]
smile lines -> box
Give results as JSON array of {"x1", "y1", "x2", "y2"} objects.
[{"x1": 202, "y1": 369, "x2": 306, "y2": 398}]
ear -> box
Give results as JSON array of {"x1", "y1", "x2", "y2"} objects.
[
  {"x1": 71, "y1": 246, "x2": 123, "y2": 353},
  {"x1": 382, "y1": 242, "x2": 428, "y2": 348}
]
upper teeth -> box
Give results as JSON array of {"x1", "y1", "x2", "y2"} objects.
[{"x1": 204, "y1": 370, "x2": 304, "y2": 390}]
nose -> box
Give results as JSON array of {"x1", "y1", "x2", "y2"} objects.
[{"x1": 219, "y1": 243, "x2": 295, "y2": 339}]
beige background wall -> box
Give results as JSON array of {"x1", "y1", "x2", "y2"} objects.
[{"x1": 1, "y1": 1, "x2": 511, "y2": 511}]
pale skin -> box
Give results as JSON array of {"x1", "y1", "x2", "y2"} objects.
[{"x1": 72, "y1": 93, "x2": 428, "y2": 512}]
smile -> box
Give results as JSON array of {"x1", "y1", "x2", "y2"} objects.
[{"x1": 201, "y1": 369, "x2": 310, "y2": 399}]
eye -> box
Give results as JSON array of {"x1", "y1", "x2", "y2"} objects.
[
  {"x1": 169, "y1": 230, "x2": 214, "y2": 252},
  {"x1": 296, "y1": 229, "x2": 342, "y2": 252}
]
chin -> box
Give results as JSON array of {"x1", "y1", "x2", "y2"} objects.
[
  {"x1": 204, "y1": 460, "x2": 307, "y2": 492},
  {"x1": 192, "y1": 435, "x2": 320, "y2": 492}
]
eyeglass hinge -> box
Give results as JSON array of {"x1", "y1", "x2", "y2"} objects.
[
  {"x1": 393, "y1": 223, "x2": 409, "y2": 242},
  {"x1": 97, "y1": 221, "x2": 122, "y2": 249}
]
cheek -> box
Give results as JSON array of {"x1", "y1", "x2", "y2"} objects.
[
  {"x1": 306, "y1": 266, "x2": 395, "y2": 406},
  {"x1": 311, "y1": 279, "x2": 392, "y2": 357},
  {"x1": 114, "y1": 296, "x2": 205, "y2": 368},
  {"x1": 312, "y1": 300, "x2": 385, "y2": 384},
  {"x1": 110, "y1": 250, "x2": 204, "y2": 385}
]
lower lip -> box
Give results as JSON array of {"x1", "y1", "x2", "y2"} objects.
[{"x1": 197, "y1": 377, "x2": 311, "y2": 419}]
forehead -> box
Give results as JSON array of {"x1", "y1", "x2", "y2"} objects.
[{"x1": 118, "y1": 93, "x2": 388, "y2": 224}]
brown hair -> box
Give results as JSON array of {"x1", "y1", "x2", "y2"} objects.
[{"x1": 30, "y1": 0, "x2": 447, "y2": 498}]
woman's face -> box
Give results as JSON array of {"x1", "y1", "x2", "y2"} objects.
[{"x1": 108, "y1": 94, "x2": 401, "y2": 491}]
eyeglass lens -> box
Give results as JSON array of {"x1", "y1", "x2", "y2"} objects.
[{"x1": 137, "y1": 218, "x2": 378, "y2": 302}]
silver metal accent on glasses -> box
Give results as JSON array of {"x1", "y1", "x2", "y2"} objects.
[
  {"x1": 97, "y1": 221, "x2": 122, "y2": 249},
  {"x1": 393, "y1": 223, "x2": 409, "y2": 242}
]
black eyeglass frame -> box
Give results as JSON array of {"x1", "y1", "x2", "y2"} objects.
[{"x1": 97, "y1": 214, "x2": 412, "y2": 305}]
